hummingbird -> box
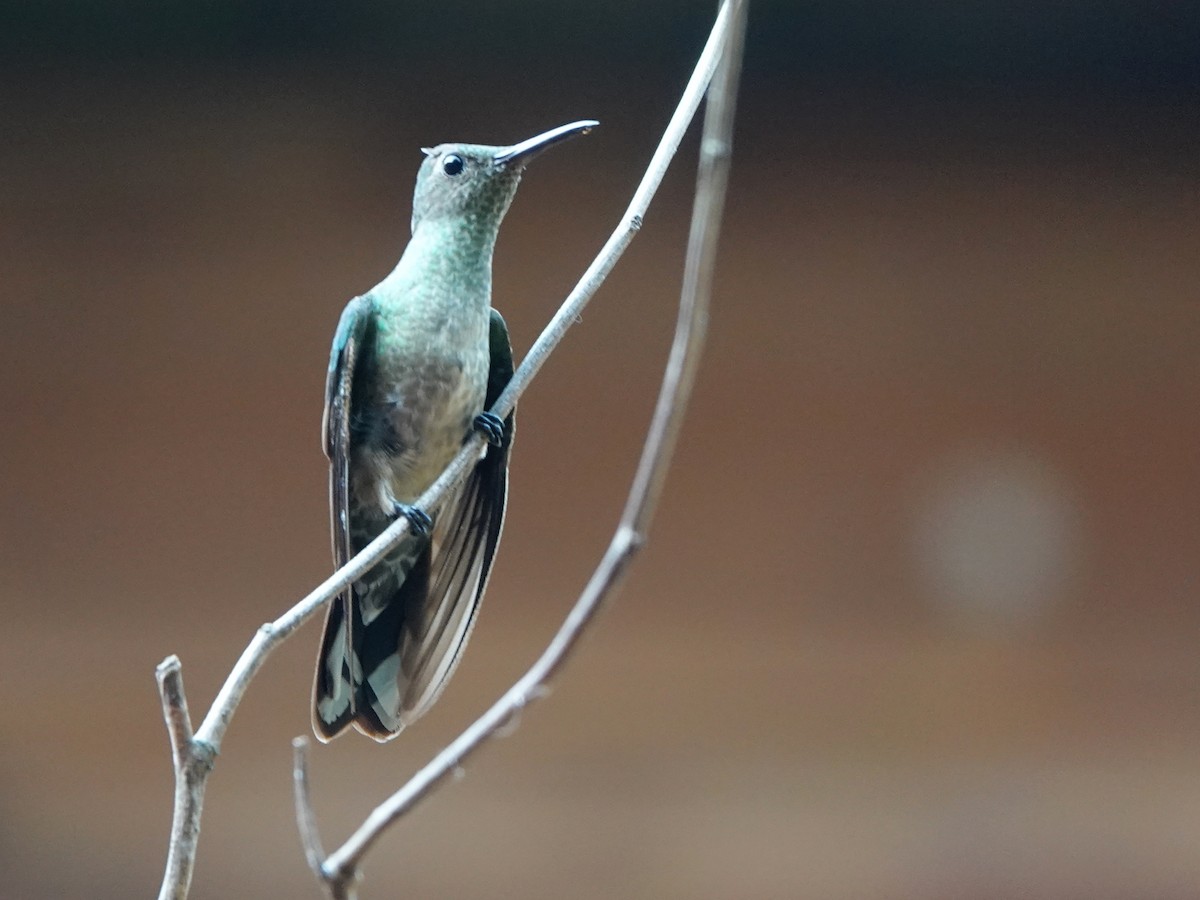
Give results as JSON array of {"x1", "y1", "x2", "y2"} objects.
[{"x1": 312, "y1": 120, "x2": 598, "y2": 742}]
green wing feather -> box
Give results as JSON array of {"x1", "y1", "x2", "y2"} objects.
[{"x1": 313, "y1": 296, "x2": 372, "y2": 740}]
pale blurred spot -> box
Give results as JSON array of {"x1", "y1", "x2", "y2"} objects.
[{"x1": 910, "y1": 448, "x2": 1083, "y2": 633}]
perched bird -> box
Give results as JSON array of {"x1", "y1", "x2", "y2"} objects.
[{"x1": 313, "y1": 120, "x2": 598, "y2": 741}]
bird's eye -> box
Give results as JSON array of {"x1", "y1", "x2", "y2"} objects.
[{"x1": 442, "y1": 154, "x2": 465, "y2": 176}]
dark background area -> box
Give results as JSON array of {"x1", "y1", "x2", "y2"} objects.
[{"x1": 2, "y1": 2, "x2": 1198, "y2": 897}]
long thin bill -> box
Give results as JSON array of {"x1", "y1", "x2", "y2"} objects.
[{"x1": 493, "y1": 120, "x2": 599, "y2": 166}]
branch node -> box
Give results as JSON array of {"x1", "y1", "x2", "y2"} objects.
[
  {"x1": 700, "y1": 135, "x2": 732, "y2": 161},
  {"x1": 629, "y1": 213, "x2": 643, "y2": 231},
  {"x1": 323, "y1": 859, "x2": 362, "y2": 891},
  {"x1": 494, "y1": 703, "x2": 524, "y2": 738},
  {"x1": 616, "y1": 524, "x2": 646, "y2": 554},
  {"x1": 191, "y1": 740, "x2": 218, "y2": 774}
]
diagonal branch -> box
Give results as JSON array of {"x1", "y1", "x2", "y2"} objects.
[
  {"x1": 155, "y1": 2, "x2": 744, "y2": 898},
  {"x1": 309, "y1": 1, "x2": 749, "y2": 893}
]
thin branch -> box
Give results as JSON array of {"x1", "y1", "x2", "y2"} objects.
[
  {"x1": 312, "y1": 1, "x2": 749, "y2": 892},
  {"x1": 156, "y1": 657, "x2": 213, "y2": 900},
  {"x1": 488, "y1": 0, "x2": 738, "y2": 417},
  {"x1": 292, "y1": 737, "x2": 328, "y2": 879},
  {"x1": 156, "y1": 655, "x2": 195, "y2": 765},
  {"x1": 625, "y1": 0, "x2": 747, "y2": 536},
  {"x1": 156, "y1": 2, "x2": 744, "y2": 897}
]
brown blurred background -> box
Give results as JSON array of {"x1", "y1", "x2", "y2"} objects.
[{"x1": 2, "y1": 2, "x2": 1198, "y2": 897}]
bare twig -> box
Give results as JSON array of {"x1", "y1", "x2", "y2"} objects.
[
  {"x1": 626, "y1": 6, "x2": 747, "y2": 534},
  {"x1": 292, "y1": 737, "x2": 328, "y2": 879},
  {"x1": 155, "y1": 656, "x2": 213, "y2": 900},
  {"x1": 310, "y1": 1, "x2": 749, "y2": 893},
  {"x1": 155, "y1": 2, "x2": 745, "y2": 897}
]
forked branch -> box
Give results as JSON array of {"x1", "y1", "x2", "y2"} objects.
[{"x1": 156, "y1": 2, "x2": 746, "y2": 898}]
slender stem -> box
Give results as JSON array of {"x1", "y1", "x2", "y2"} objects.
[
  {"x1": 624, "y1": 0, "x2": 747, "y2": 536},
  {"x1": 316, "y1": 1, "x2": 749, "y2": 890},
  {"x1": 156, "y1": 657, "x2": 212, "y2": 900},
  {"x1": 292, "y1": 737, "x2": 328, "y2": 879}
]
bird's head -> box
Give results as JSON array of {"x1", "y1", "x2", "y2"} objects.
[{"x1": 410, "y1": 120, "x2": 598, "y2": 235}]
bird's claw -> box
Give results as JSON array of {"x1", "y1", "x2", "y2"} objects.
[
  {"x1": 473, "y1": 411, "x2": 506, "y2": 447},
  {"x1": 392, "y1": 503, "x2": 432, "y2": 537}
]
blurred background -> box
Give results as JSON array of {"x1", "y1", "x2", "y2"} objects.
[{"x1": 2, "y1": 1, "x2": 1198, "y2": 897}]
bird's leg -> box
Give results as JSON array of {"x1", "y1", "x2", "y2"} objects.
[
  {"x1": 374, "y1": 479, "x2": 432, "y2": 537},
  {"x1": 391, "y1": 502, "x2": 432, "y2": 537},
  {"x1": 472, "y1": 412, "x2": 506, "y2": 448}
]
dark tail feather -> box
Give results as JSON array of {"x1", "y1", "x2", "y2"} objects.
[
  {"x1": 312, "y1": 455, "x2": 503, "y2": 741},
  {"x1": 311, "y1": 545, "x2": 433, "y2": 742},
  {"x1": 350, "y1": 547, "x2": 431, "y2": 739},
  {"x1": 312, "y1": 593, "x2": 356, "y2": 741}
]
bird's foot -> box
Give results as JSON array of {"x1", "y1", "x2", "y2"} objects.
[
  {"x1": 391, "y1": 503, "x2": 432, "y2": 537},
  {"x1": 472, "y1": 411, "x2": 506, "y2": 447}
]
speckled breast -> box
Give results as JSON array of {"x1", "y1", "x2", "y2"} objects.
[{"x1": 351, "y1": 339, "x2": 489, "y2": 514}]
